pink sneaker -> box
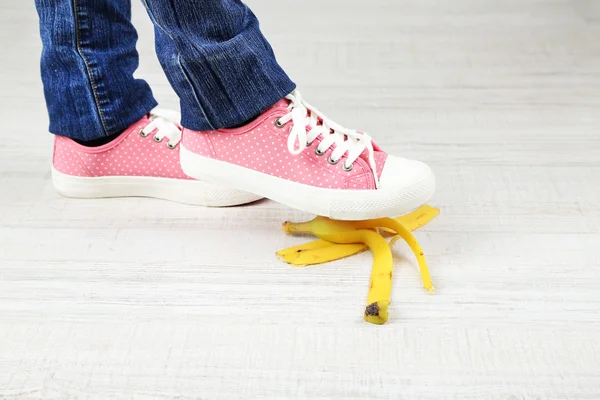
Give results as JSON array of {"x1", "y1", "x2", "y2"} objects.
[
  {"x1": 181, "y1": 91, "x2": 435, "y2": 220},
  {"x1": 52, "y1": 111, "x2": 262, "y2": 206}
]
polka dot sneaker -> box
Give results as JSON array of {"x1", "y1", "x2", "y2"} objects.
[
  {"x1": 52, "y1": 110, "x2": 262, "y2": 206},
  {"x1": 180, "y1": 90, "x2": 435, "y2": 220}
]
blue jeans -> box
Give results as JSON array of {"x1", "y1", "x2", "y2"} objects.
[{"x1": 34, "y1": 0, "x2": 296, "y2": 141}]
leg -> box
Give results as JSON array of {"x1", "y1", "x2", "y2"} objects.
[
  {"x1": 167, "y1": 5, "x2": 436, "y2": 219},
  {"x1": 38, "y1": 0, "x2": 260, "y2": 205},
  {"x1": 141, "y1": 0, "x2": 296, "y2": 130},
  {"x1": 35, "y1": 0, "x2": 157, "y2": 141}
]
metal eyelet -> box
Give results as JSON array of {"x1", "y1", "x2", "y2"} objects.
[
  {"x1": 153, "y1": 135, "x2": 163, "y2": 143},
  {"x1": 314, "y1": 147, "x2": 325, "y2": 156},
  {"x1": 342, "y1": 163, "x2": 354, "y2": 172},
  {"x1": 139, "y1": 129, "x2": 149, "y2": 138},
  {"x1": 327, "y1": 156, "x2": 339, "y2": 165},
  {"x1": 167, "y1": 142, "x2": 177, "y2": 149},
  {"x1": 274, "y1": 118, "x2": 285, "y2": 128}
]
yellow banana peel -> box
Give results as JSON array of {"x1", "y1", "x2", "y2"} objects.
[
  {"x1": 277, "y1": 205, "x2": 439, "y2": 266},
  {"x1": 279, "y1": 205, "x2": 439, "y2": 325}
]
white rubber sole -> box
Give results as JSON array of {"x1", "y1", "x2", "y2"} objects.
[
  {"x1": 51, "y1": 167, "x2": 263, "y2": 207},
  {"x1": 180, "y1": 146, "x2": 435, "y2": 220}
]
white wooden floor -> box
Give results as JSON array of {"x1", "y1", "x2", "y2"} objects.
[{"x1": 2, "y1": 0, "x2": 600, "y2": 398}]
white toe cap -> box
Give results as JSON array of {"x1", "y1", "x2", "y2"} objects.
[{"x1": 379, "y1": 155, "x2": 435, "y2": 194}]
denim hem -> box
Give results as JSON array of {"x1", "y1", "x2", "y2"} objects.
[
  {"x1": 180, "y1": 81, "x2": 296, "y2": 131},
  {"x1": 105, "y1": 95, "x2": 159, "y2": 137},
  {"x1": 49, "y1": 94, "x2": 158, "y2": 141}
]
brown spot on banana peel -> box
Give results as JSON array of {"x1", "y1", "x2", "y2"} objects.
[
  {"x1": 364, "y1": 301, "x2": 390, "y2": 325},
  {"x1": 365, "y1": 302, "x2": 380, "y2": 316}
]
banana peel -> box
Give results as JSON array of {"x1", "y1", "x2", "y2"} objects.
[
  {"x1": 277, "y1": 205, "x2": 439, "y2": 266},
  {"x1": 279, "y1": 205, "x2": 439, "y2": 325}
]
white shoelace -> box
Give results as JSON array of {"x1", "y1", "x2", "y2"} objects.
[
  {"x1": 140, "y1": 109, "x2": 183, "y2": 149},
  {"x1": 277, "y1": 90, "x2": 380, "y2": 188}
]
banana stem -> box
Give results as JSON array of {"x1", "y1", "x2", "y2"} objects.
[
  {"x1": 282, "y1": 220, "x2": 312, "y2": 234},
  {"x1": 282, "y1": 217, "x2": 353, "y2": 235},
  {"x1": 316, "y1": 229, "x2": 394, "y2": 325}
]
